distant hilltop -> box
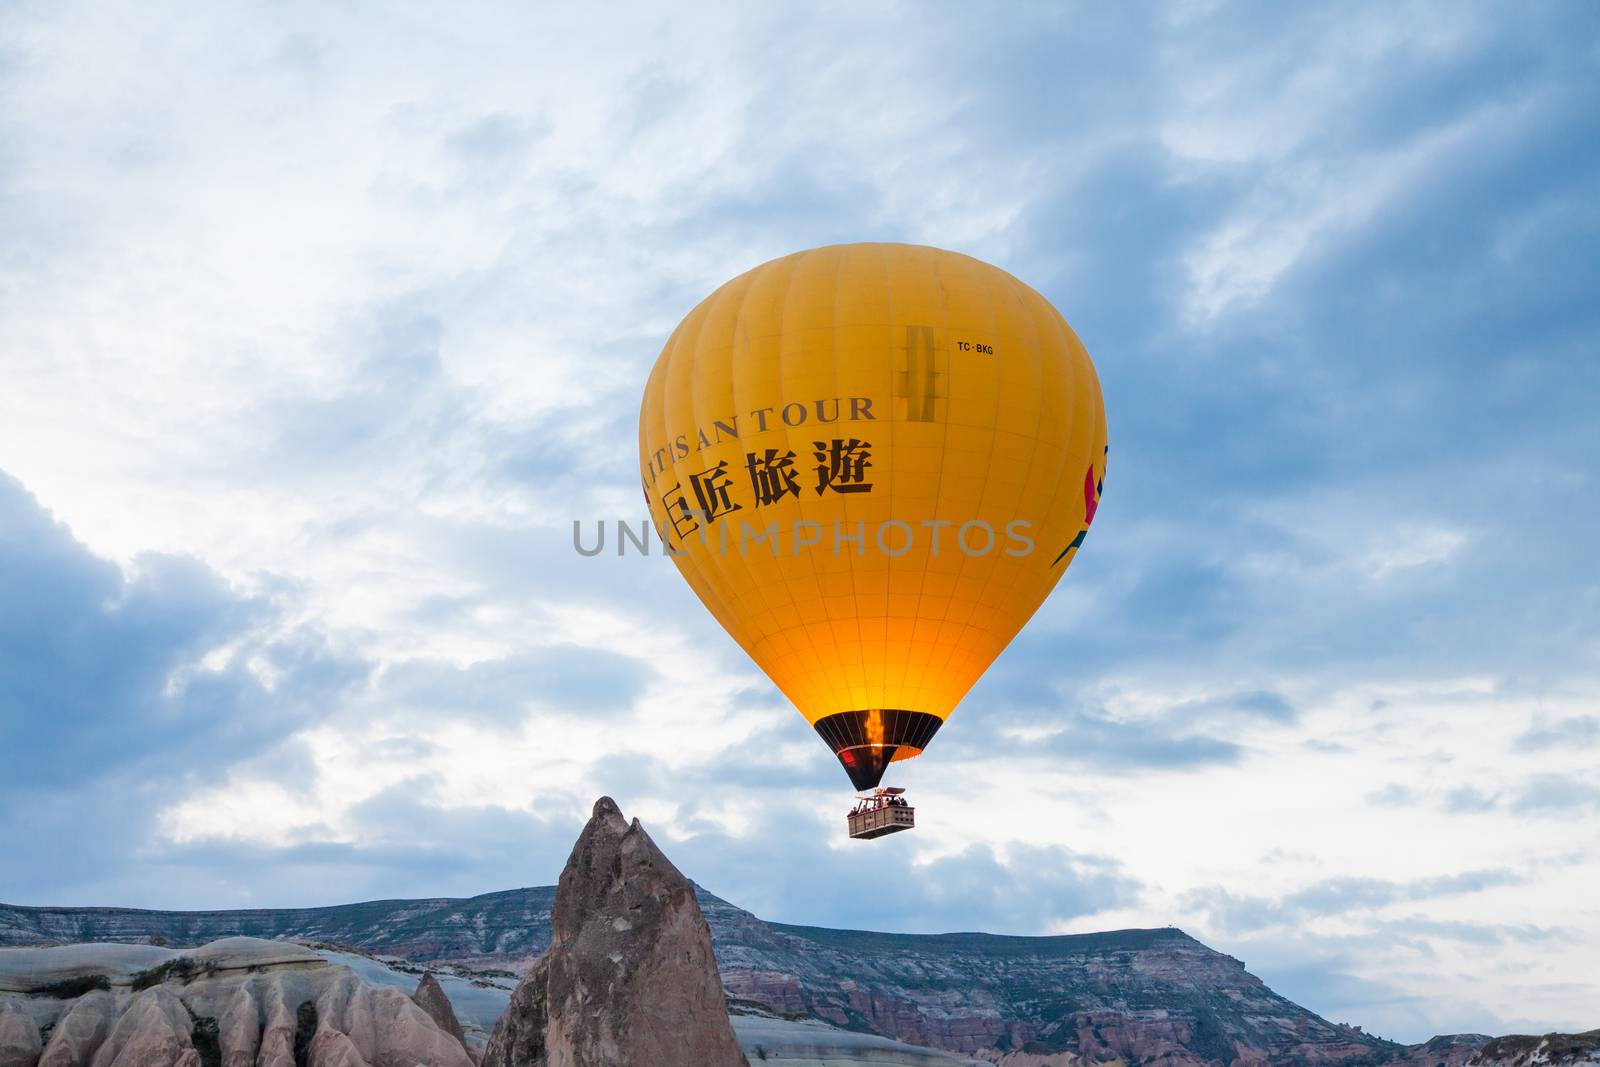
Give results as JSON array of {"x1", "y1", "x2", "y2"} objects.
[
  {"x1": 0, "y1": 889, "x2": 1431, "y2": 1066},
  {"x1": 3, "y1": 816, "x2": 1592, "y2": 1067}
]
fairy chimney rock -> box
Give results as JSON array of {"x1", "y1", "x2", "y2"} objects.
[{"x1": 482, "y1": 796, "x2": 745, "y2": 1067}]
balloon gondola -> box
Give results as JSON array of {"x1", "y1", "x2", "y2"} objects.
[
  {"x1": 847, "y1": 787, "x2": 915, "y2": 841},
  {"x1": 638, "y1": 243, "x2": 1107, "y2": 839}
]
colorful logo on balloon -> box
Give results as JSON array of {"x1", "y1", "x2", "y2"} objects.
[{"x1": 1052, "y1": 446, "x2": 1106, "y2": 567}]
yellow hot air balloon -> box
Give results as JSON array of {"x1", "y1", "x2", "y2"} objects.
[{"x1": 638, "y1": 243, "x2": 1106, "y2": 832}]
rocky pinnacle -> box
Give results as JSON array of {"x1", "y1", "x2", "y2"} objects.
[
  {"x1": 414, "y1": 972, "x2": 469, "y2": 1049},
  {"x1": 482, "y1": 797, "x2": 746, "y2": 1067}
]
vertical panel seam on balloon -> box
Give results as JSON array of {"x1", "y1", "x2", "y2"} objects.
[
  {"x1": 907, "y1": 245, "x2": 959, "y2": 718},
  {"x1": 750, "y1": 253, "x2": 820, "y2": 716},
  {"x1": 882, "y1": 243, "x2": 917, "y2": 721},
  {"x1": 984, "y1": 271, "x2": 1050, "y2": 626},
  {"x1": 660, "y1": 288, "x2": 741, "y2": 654},
  {"x1": 667, "y1": 299, "x2": 741, "y2": 637},
  {"x1": 947, "y1": 253, "x2": 1014, "y2": 708},
  {"x1": 776, "y1": 250, "x2": 831, "y2": 722},
  {"x1": 830, "y1": 243, "x2": 870, "y2": 714},
  {"x1": 761, "y1": 254, "x2": 825, "y2": 723},
  {"x1": 728, "y1": 257, "x2": 800, "y2": 664},
  {"x1": 685, "y1": 281, "x2": 758, "y2": 644},
  {"x1": 706, "y1": 267, "x2": 802, "y2": 703}
]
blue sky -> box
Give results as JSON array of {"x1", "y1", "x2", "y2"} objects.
[{"x1": 1, "y1": 0, "x2": 1597, "y2": 1044}]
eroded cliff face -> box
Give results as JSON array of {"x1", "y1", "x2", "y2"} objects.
[
  {"x1": 698, "y1": 893, "x2": 1402, "y2": 1066},
  {"x1": 1469, "y1": 1031, "x2": 1600, "y2": 1067},
  {"x1": 0, "y1": 938, "x2": 472, "y2": 1067},
  {"x1": 483, "y1": 796, "x2": 745, "y2": 1067}
]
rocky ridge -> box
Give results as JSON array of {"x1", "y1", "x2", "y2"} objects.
[
  {"x1": 0, "y1": 891, "x2": 1402, "y2": 1064},
  {"x1": 1469, "y1": 1031, "x2": 1600, "y2": 1067},
  {"x1": 700, "y1": 895, "x2": 1394, "y2": 1064},
  {"x1": 1382, "y1": 1035, "x2": 1494, "y2": 1067},
  {"x1": 2, "y1": 854, "x2": 1574, "y2": 1066},
  {"x1": 0, "y1": 896, "x2": 553, "y2": 971}
]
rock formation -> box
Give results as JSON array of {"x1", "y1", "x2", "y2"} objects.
[
  {"x1": 36, "y1": 991, "x2": 115, "y2": 1067},
  {"x1": 414, "y1": 974, "x2": 467, "y2": 1048},
  {"x1": 482, "y1": 796, "x2": 745, "y2": 1067},
  {"x1": 0, "y1": 1002, "x2": 42, "y2": 1067},
  {"x1": 0, "y1": 937, "x2": 474, "y2": 1067},
  {"x1": 94, "y1": 985, "x2": 200, "y2": 1067},
  {"x1": 480, "y1": 962, "x2": 547, "y2": 1067}
]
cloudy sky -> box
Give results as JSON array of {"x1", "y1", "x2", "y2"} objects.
[{"x1": 2, "y1": 0, "x2": 1597, "y2": 1045}]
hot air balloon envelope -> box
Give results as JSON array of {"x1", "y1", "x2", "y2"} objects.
[{"x1": 639, "y1": 243, "x2": 1106, "y2": 792}]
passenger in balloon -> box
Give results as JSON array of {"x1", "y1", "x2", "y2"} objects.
[{"x1": 847, "y1": 788, "x2": 916, "y2": 841}]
